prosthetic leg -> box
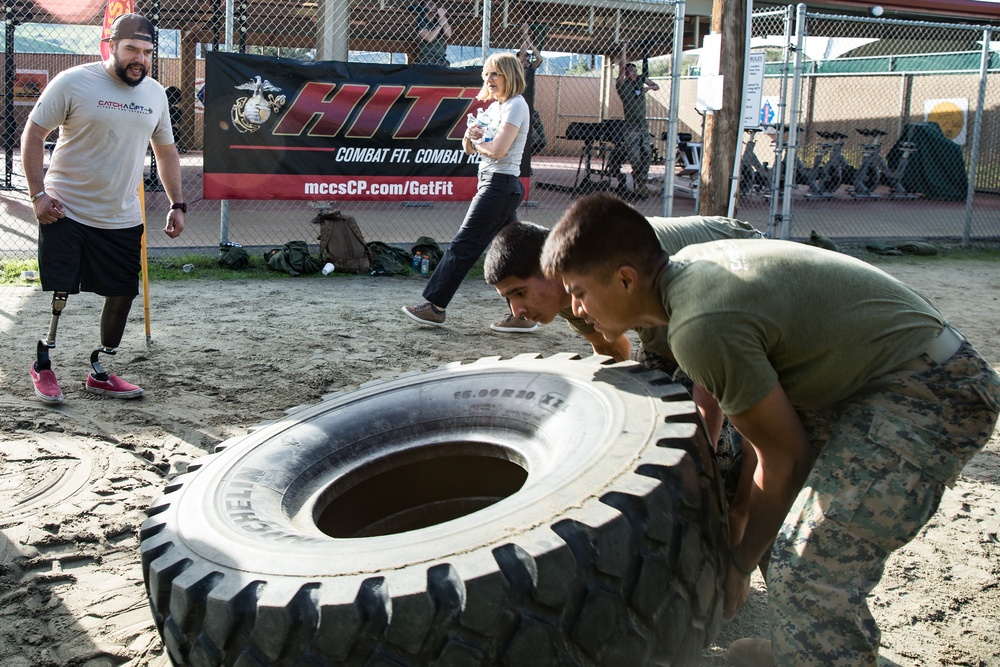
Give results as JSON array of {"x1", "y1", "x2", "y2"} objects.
[
  {"x1": 89, "y1": 346, "x2": 116, "y2": 382},
  {"x1": 30, "y1": 291, "x2": 69, "y2": 402},
  {"x1": 35, "y1": 291, "x2": 69, "y2": 371},
  {"x1": 84, "y1": 295, "x2": 144, "y2": 399}
]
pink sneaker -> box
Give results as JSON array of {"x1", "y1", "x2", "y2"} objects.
[
  {"x1": 30, "y1": 364, "x2": 64, "y2": 403},
  {"x1": 84, "y1": 373, "x2": 144, "y2": 399}
]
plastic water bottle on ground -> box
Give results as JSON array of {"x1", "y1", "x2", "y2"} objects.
[{"x1": 420, "y1": 255, "x2": 430, "y2": 274}]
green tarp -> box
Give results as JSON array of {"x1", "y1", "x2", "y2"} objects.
[{"x1": 886, "y1": 122, "x2": 967, "y2": 202}]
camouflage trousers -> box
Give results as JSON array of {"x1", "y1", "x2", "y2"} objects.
[{"x1": 768, "y1": 341, "x2": 1000, "y2": 666}]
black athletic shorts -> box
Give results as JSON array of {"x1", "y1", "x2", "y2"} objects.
[{"x1": 38, "y1": 217, "x2": 143, "y2": 296}]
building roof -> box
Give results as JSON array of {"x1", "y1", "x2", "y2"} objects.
[
  {"x1": 10, "y1": 0, "x2": 998, "y2": 59},
  {"x1": 771, "y1": 0, "x2": 1000, "y2": 24}
]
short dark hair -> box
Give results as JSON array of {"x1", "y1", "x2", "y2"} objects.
[
  {"x1": 484, "y1": 222, "x2": 549, "y2": 285},
  {"x1": 541, "y1": 192, "x2": 662, "y2": 279}
]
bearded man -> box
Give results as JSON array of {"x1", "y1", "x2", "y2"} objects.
[{"x1": 21, "y1": 13, "x2": 186, "y2": 403}]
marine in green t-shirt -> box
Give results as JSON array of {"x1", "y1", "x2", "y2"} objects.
[
  {"x1": 540, "y1": 191, "x2": 1000, "y2": 667},
  {"x1": 607, "y1": 42, "x2": 660, "y2": 198},
  {"x1": 561, "y1": 214, "x2": 764, "y2": 346}
]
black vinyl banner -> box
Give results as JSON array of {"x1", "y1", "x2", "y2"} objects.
[{"x1": 203, "y1": 51, "x2": 499, "y2": 201}]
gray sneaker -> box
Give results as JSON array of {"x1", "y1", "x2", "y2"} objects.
[
  {"x1": 402, "y1": 302, "x2": 446, "y2": 327},
  {"x1": 490, "y1": 313, "x2": 538, "y2": 333}
]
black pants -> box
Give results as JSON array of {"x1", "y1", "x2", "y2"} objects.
[{"x1": 423, "y1": 172, "x2": 523, "y2": 308}]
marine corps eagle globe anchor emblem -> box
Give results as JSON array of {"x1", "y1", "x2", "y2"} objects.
[{"x1": 231, "y1": 76, "x2": 286, "y2": 133}]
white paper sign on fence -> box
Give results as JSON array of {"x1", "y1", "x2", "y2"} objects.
[{"x1": 742, "y1": 52, "x2": 767, "y2": 128}]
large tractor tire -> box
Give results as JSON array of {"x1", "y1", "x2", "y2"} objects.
[{"x1": 140, "y1": 353, "x2": 729, "y2": 666}]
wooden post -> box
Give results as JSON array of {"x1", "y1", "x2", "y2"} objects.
[
  {"x1": 138, "y1": 182, "x2": 151, "y2": 346},
  {"x1": 698, "y1": 0, "x2": 747, "y2": 216}
]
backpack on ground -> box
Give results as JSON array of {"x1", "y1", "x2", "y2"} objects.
[
  {"x1": 367, "y1": 241, "x2": 412, "y2": 276},
  {"x1": 265, "y1": 240, "x2": 322, "y2": 276},
  {"x1": 218, "y1": 243, "x2": 250, "y2": 269},
  {"x1": 313, "y1": 209, "x2": 372, "y2": 274}
]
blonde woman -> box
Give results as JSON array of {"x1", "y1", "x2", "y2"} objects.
[{"x1": 403, "y1": 52, "x2": 536, "y2": 332}]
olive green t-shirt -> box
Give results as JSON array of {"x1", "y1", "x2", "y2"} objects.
[
  {"x1": 616, "y1": 77, "x2": 648, "y2": 130},
  {"x1": 657, "y1": 239, "x2": 943, "y2": 415},
  {"x1": 561, "y1": 215, "x2": 764, "y2": 337}
]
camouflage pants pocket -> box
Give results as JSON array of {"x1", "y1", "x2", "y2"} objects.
[{"x1": 819, "y1": 413, "x2": 944, "y2": 554}]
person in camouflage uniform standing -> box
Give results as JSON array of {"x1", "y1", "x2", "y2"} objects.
[
  {"x1": 540, "y1": 194, "x2": 1000, "y2": 666},
  {"x1": 609, "y1": 41, "x2": 659, "y2": 199}
]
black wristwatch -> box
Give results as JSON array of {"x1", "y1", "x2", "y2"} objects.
[{"x1": 170, "y1": 202, "x2": 187, "y2": 214}]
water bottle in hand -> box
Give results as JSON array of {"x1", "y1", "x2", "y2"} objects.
[{"x1": 467, "y1": 109, "x2": 492, "y2": 144}]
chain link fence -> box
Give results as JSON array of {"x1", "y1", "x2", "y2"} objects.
[
  {"x1": 0, "y1": 0, "x2": 683, "y2": 262},
  {"x1": 1, "y1": 1, "x2": 998, "y2": 265},
  {"x1": 738, "y1": 7, "x2": 1000, "y2": 243}
]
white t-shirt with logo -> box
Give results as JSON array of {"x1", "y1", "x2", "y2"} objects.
[{"x1": 29, "y1": 61, "x2": 173, "y2": 229}]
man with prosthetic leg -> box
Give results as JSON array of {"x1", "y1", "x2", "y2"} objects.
[{"x1": 22, "y1": 13, "x2": 185, "y2": 403}]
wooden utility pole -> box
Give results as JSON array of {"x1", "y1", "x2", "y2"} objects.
[{"x1": 699, "y1": 0, "x2": 747, "y2": 216}]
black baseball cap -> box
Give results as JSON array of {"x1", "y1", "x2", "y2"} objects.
[{"x1": 103, "y1": 13, "x2": 155, "y2": 43}]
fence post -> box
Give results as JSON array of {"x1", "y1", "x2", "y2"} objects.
[
  {"x1": 767, "y1": 4, "x2": 795, "y2": 237},
  {"x1": 702, "y1": 0, "x2": 746, "y2": 218},
  {"x1": 219, "y1": 0, "x2": 235, "y2": 246},
  {"x1": 482, "y1": 0, "x2": 491, "y2": 62},
  {"x1": 778, "y1": 4, "x2": 806, "y2": 241},
  {"x1": 3, "y1": 9, "x2": 15, "y2": 191},
  {"x1": 661, "y1": 0, "x2": 685, "y2": 218},
  {"x1": 898, "y1": 73, "x2": 913, "y2": 139},
  {"x1": 724, "y1": 0, "x2": 752, "y2": 219},
  {"x1": 962, "y1": 28, "x2": 990, "y2": 245},
  {"x1": 320, "y1": 0, "x2": 350, "y2": 61},
  {"x1": 145, "y1": 0, "x2": 166, "y2": 192}
]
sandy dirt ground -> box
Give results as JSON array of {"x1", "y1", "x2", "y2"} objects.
[{"x1": 1, "y1": 255, "x2": 998, "y2": 667}]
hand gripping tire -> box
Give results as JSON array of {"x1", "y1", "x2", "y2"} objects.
[{"x1": 141, "y1": 353, "x2": 729, "y2": 666}]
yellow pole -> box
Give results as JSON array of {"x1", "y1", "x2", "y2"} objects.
[{"x1": 138, "y1": 182, "x2": 152, "y2": 346}]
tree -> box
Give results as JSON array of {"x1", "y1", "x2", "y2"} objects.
[{"x1": 566, "y1": 56, "x2": 596, "y2": 75}]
